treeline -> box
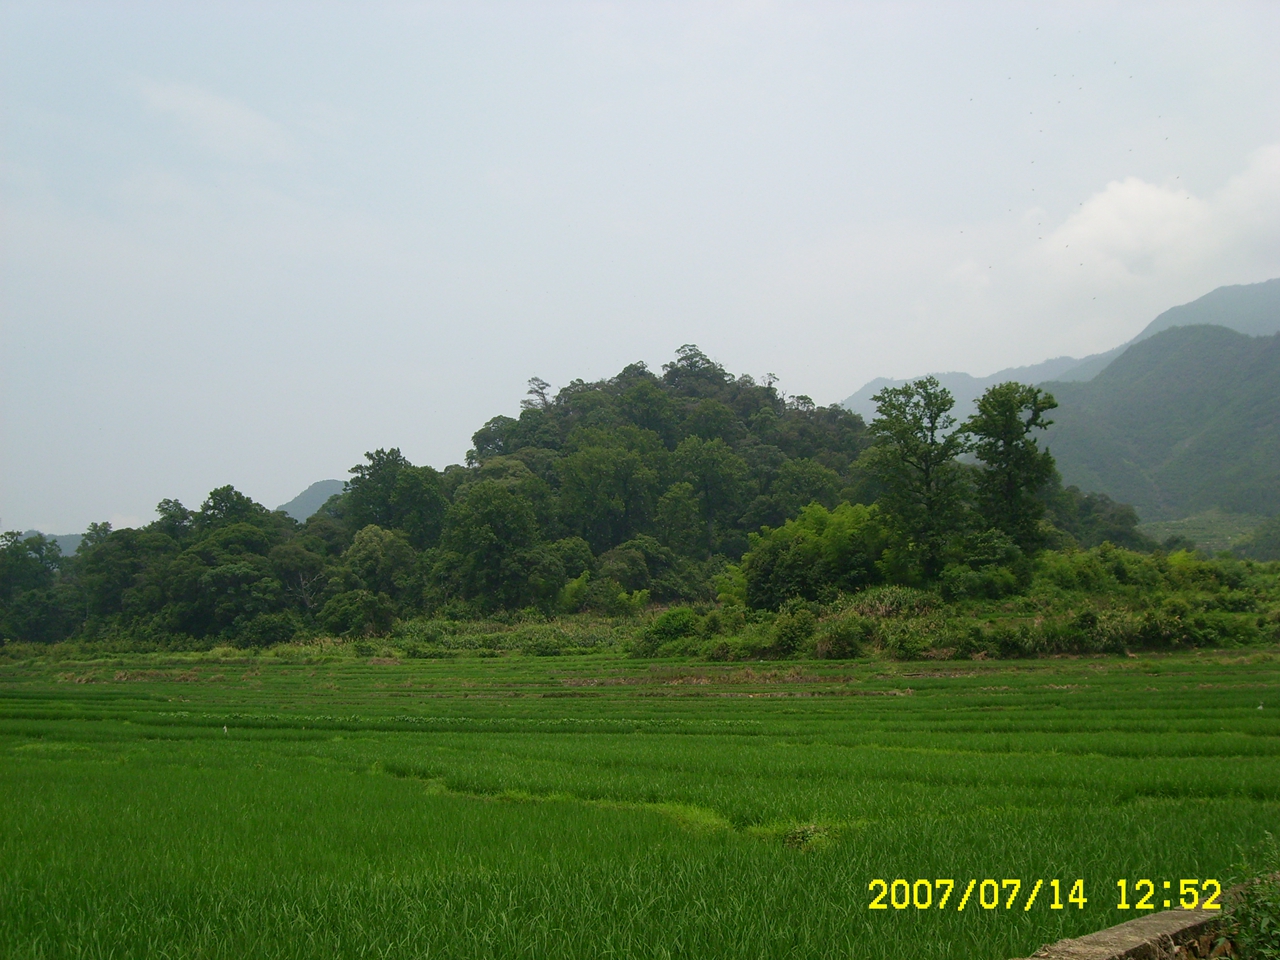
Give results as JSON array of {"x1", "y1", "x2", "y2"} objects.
[{"x1": 2, "y1": 347, "x2": 1162, "y2": 648}]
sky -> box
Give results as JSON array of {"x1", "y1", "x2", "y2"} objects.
[{"x1": 3, "y1": 1, "x2": 1279, "y2": 534}]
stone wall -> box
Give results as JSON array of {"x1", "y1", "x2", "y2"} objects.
[{"x1": 1015, "y1": 906, "x2": 1229, "y2": 960}]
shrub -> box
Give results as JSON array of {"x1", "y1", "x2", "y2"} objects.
[
  {"x1": 632, "y1": 606, "x2": 700, "y2": 656},
  {"x1": 580, "y1": 577, "x2": 648, "y2": 617},
  {"x1": 648, "y1": 607, "x2": 700, "y2": 642},
  {"x1": 523, "y1": 636, "x2": 562, "y2": 656},
  {"x1": 812, "y1": 613, "x2": 876, "y2": 659},
  {"x1": 319, "y1": 590, "x2": 396, "y2": 638},
  {"x1": 770, "y1": 609, "x2": 816, "y2": 657},
  {"x1": 1224, "y1": 832, "x2": 1280, "y2": 959},
  {"x1": 939, "y1": 562, "x2": 1019, "y2": 601},
  {"x1": 557, "y1": 571, "x2": 591, "y2": 613},
  {"x1": 741, "y1": 503, "x2": 886, "y2": 609},
  {"x1": 878, "y1": 619, "x2": 933, "y2": 660},
  {"x1": 236, "y1": 611, "x2": 301, "y2": 648}
]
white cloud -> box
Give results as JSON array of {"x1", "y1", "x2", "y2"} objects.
[
  {"x1": 138, "y1": 81, "x2": 295, "y2": 163},
  {"x1": 1218, "y1": 143, "x2": 1280, "y2": 243},
  {"x1": 1037, "y1": 144, "x2": 1280, "y2": 285},
  {"x1": 734, "y1": 145, "x2": 1280, "y2": 392}
]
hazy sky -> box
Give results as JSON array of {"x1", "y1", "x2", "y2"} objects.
[{"x1": 3, "y1": 2, "x2": 1279, "y2": 533}]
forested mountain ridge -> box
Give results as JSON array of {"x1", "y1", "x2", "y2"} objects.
[
  {"x1": 1133, "y1": 276, "x2": 1280, "y2": 342},
  {"x1": 1041, "y1": 325, "x2": 1280, "y2": 521},
  {"x1": 842, "y1": 277, "x2": 1280, "y2": 421}
]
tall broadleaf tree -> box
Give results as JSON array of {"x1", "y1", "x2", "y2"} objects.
[
  {"x1": 866, "y1": 376, "x2": 970, "y2": 580},
  {"x1": 344, "y1": 449, "x2": 448, "y2": 550},
  {"x1": 965, "y1": 382, "x2": 1058, "y2": 551}
]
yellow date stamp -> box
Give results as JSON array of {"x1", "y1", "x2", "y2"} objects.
[
  {"x1": 867, "y1": 878, "x2": 1222, "y2": 912},
  {"x1": 1115, "y1": 878, "x2": 1222, "y2": 911}
]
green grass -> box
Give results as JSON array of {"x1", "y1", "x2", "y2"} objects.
[{"x1": 2, "y1": 649, "x2": 1279, "y2": 958}]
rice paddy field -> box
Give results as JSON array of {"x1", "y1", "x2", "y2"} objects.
[{"x1": 2, "y1": 648, "x2": 1279, "y2": 959}]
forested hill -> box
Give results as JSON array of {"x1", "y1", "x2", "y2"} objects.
[
  {"x1": 1041, "y1": 325, "x2": 1280, "y2": 521},
  {"x1": 0, "y1": 347, "x2": 882, "y2": 645},
  {"x1": 462, "y1": 345, "x2": 870, "y2": 559},
  {"x1": 1132, "y1": 276, "x2": 1280, "y2": 342}
]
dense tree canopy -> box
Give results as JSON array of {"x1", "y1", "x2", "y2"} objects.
[
  {"x1": 864, "y1": 376, "x2": 970, "y2": 580},
  {"x1": 966, "y1": 382, "x2": 1058, "y2": 551},
  {"x1": 0, "y1": 348, "x2": 1185, "y2": 644}
]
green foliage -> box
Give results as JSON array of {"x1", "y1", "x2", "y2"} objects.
[
  {"x1": 556, "y1": 571, "x2": 592, "y2": 613},
  {"x1": 742, "y1": 503, "x2": 885, "y2": 609},
  {"x1": 1045, "y1": 482, "x2": 1157, "y2": 551},
  {"x1": 672, "y1": 436, "x2": 750, "y2": 557},
  {"x1": 344, "y1": 525, "x2": 418, "y2": 602},
  {"x1": 557, "y1": 427, "x2": 665, "y2": 552},
  {"x1": 1227, "y1": 832, "x2": 1280, "y2": 959},
  {"x1": 810, "y1": 611, "x2": 876, "y2": 659},
  {"x1": 769, "y1": 607, "x2": 816, "y2": 656},
  {"x1": 866, "y1": 376, "x2": 971, "y2": 579},
  {"x1": 0, "y1": 531, "x2": 62, "y2": 602},
  {"x1": 343, "y1": 449, "x2": 448, "y2": 550},
  {"x1": 430, "y1": 481, "x2": 549, "y2": 611},
  {"x1": 8, "y1": 348, "x2": 1208, "y2": 649},
  {"x1": 939, "y1": 529, "x2": 1025, "y2": 601},
  {"x1": 965, "y1": 382, "x2": 1057, "y2": 550},
  {"x1": 0, "y1": 532, "x2": 75, "y2": 644},
  {"x1": 579, "y1": 577, "x2": 649, "y2": 617},
  {"x1": 1238, "y1": 514, "x2": 1280, "y2": 562},
  {"x1": 646, "y1": 606, "x2": 701, "y2": 644},
  {"x1": 713, "y1": 564, "x2": 748, "y2": 607},
  {"x1": 846, "y1": 584, "x2": 939, "y2": 618},
  {"x1": 319, "y1": 589, "x2": 396, "y2": 638},
  {"x1": 238, "y1": 610, "x2": 303, "y2": 648}
]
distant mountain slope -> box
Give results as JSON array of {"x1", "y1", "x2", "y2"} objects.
[
  {"x1": 276, "y1": 480, "x2": 344, "y2": 521},
  {"x1": 19, "y1": 531, "x2": 82, "y2": 556},
  {"x1": 1040, "y1": 326, "x2": 1280, "y2": 521},
  {"x1": 842, "y1": 354, "x2": 1098, "y2": 422},
  {"x1": 1132, "y1": 277, "x2": 1280, "y2": 342},
  {"x1": 842, "y1": 277, "x2": 1280, "y2": 421}
]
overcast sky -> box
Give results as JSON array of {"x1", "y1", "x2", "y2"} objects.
[{"x1": 3, "y1": 2, "x2": 1279, "y2": 533}]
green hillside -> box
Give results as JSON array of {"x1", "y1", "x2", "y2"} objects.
[
  {"x1": 1041, "y1": 325, "x2": 1280, "y2": 521},
  {"x1": 1133, "y1": 276, "x2": 1280, "y2": 341},
  {"x1": 842, "y1": 277, "x2": 1280, "y2": 420}
]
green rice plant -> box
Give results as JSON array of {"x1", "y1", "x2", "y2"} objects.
[{"x1": 2, "y1": 649, "x2": 1278, "y2": 958}]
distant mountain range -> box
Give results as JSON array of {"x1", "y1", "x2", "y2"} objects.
[
  {"x1": 842, "y1": 277, "x2": 1280, "y2": 522},
  {"x1": 1041, "y1": 325, "x2": 1280, "y2": 521},
  {"x1": 276, "y1": 479, "x2": 344, "y2": 521},
  {"x1": 842, "y1": 277, "x2": 1280, "y2": 421}
]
